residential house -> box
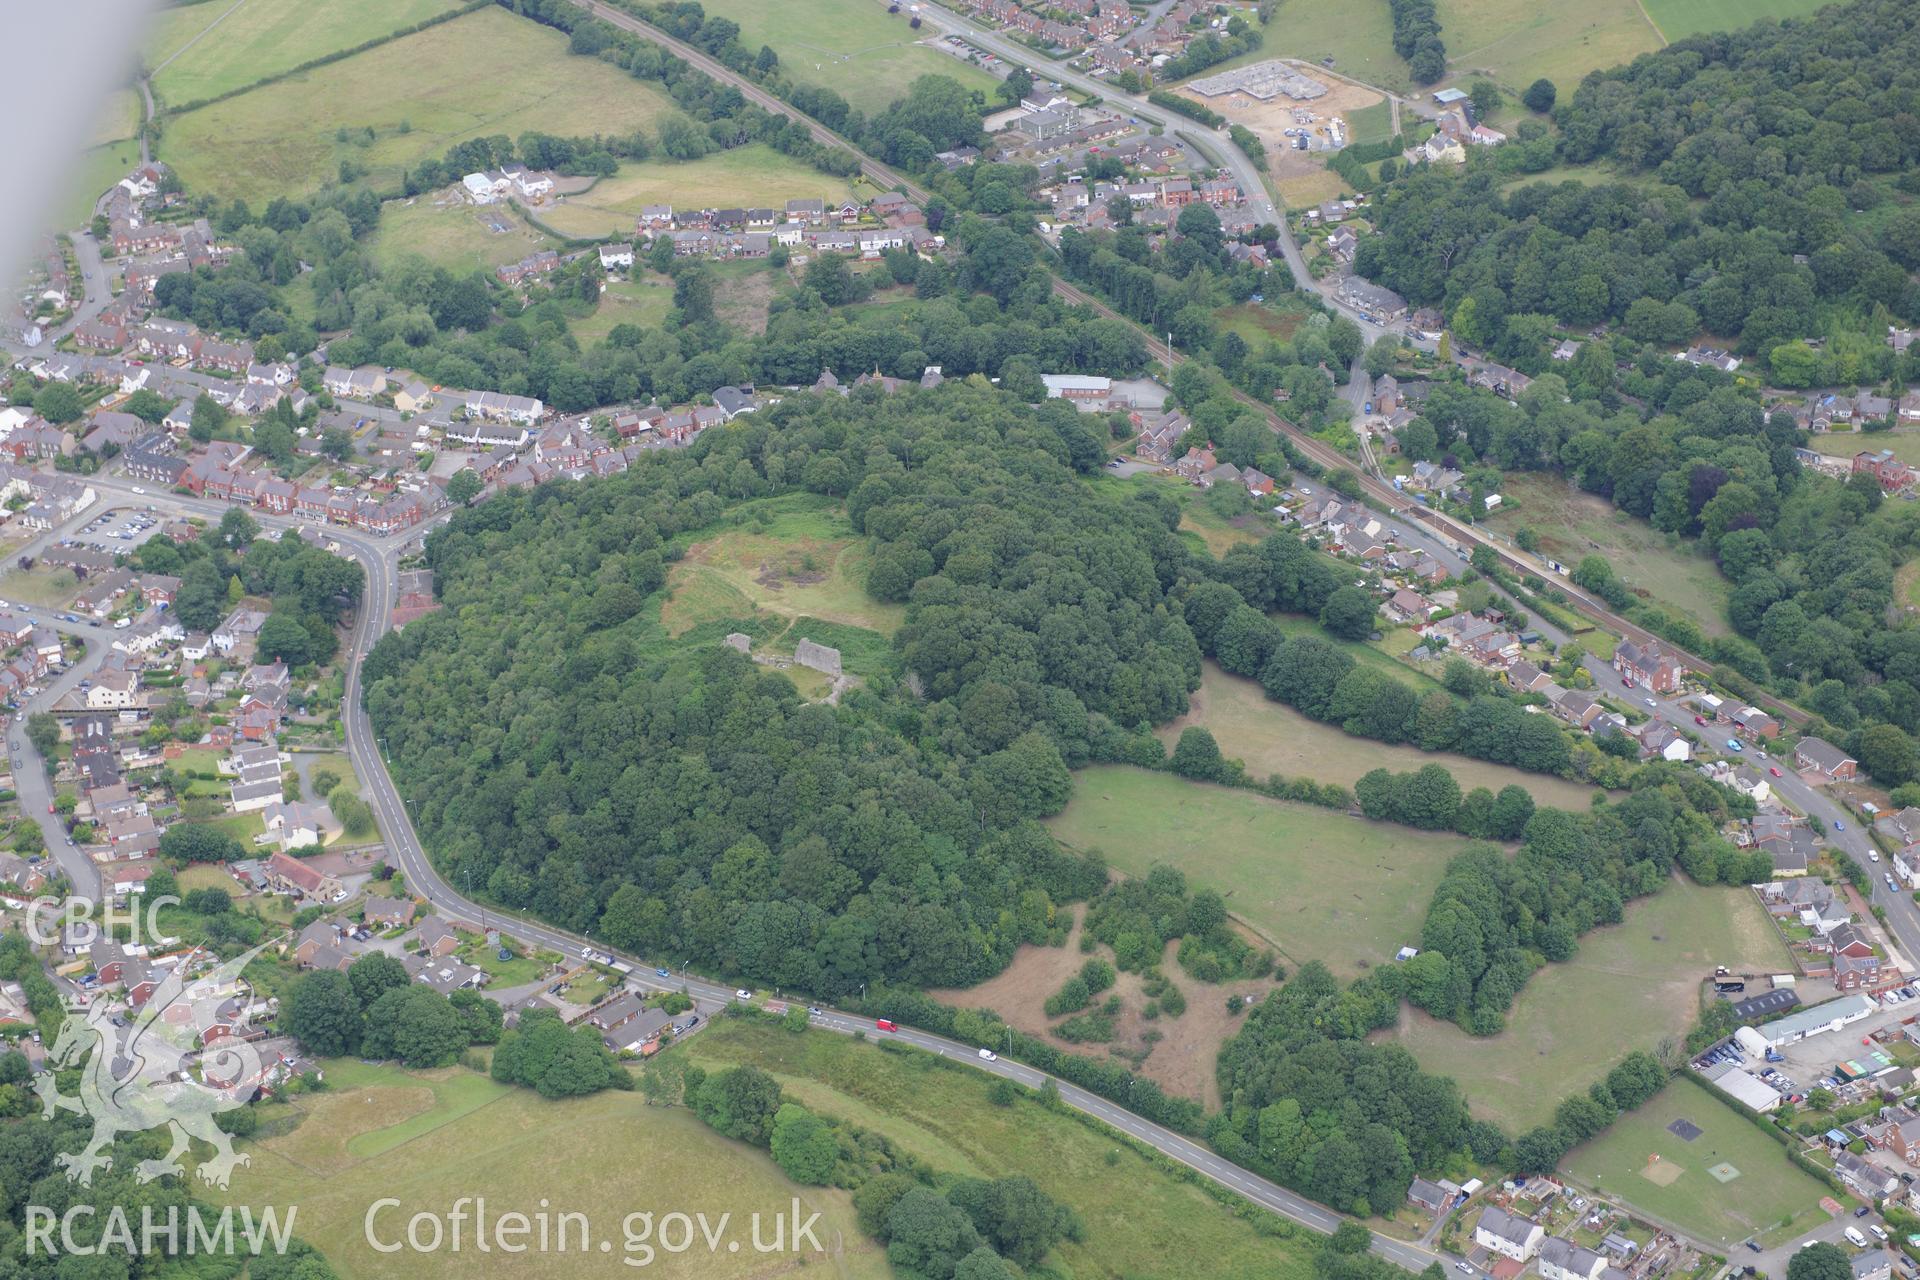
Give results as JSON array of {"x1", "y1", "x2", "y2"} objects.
[
  {"x1": 1335, "y1": 276, "x2": 1408, "y2": 322},
  {"x1": 410, "y1": 917, "x2": 461, "y2": 958},
  {"x1": 1539, "y1": 1239, "x2": 1609, "y2": 1280},
  {"x1": 1795, "y1": 736, "x2": 1858, "y2": 782},
  {"x1": 1854, "y1": 449, "x2": 1913, "y2": 492},
  {"x1": 265, "y1": 851, "x2": 344, "y2": 902},
  {"x1": 1612, "y1": 639, "x2": 1684, "y2": 693},
  {"x1": 1473, "y1": 1207, "x2": 1543, "y2": 1262},
  {"x1": 364, "y1": 898, "x2": 417, "y2": 929}
]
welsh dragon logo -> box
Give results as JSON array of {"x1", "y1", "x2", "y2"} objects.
[{"x1": 35, "y1": 941, "x2": 274, "y2": 1188}]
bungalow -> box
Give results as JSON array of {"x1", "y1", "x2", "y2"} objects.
[
  {"x1": 409, "y1": 916, "x2": 461, "y2": 958},
  {"x1": 393, "y1": 380, "x2": 435, "y2": 415},
  {"x1": 1041, "y1": 374, "x2": 1112, "y2": 402},
  {"x1": 262, "y1": 801, "x2": 325, "y2": 850},
  {"x1": 1795, "y1": 736, "x2": 1858, "y2": 782},
  {"x1": 1731, "y1": 706, "x2": 1780, "y2": 740},
  {"x1": 1550, "y1": 688, "x2": 1603, "y2": 729},
  {"x1": 363, "y1": 898, "x2": 417, "y2": 929},
  {"x1": 598, "y1": 242, "x2": 635, "y2": 271},
  {"x1": 405, "y1": 953, "x2": 487, "y2": 996}
]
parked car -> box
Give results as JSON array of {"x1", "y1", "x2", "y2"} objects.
[
  {"x1": 1770, "y1": 767, "x2": 1783, "y2": 777},
  {"x1": 1695, "y1": 715, "x2": 1707, "y2": 725},
  {"x1": 1836, "y1": 820, "x2": 1846, "y2": 831},
  {"x1": 1644, "y1": 697, "x2": 1657, "y2": 709}
]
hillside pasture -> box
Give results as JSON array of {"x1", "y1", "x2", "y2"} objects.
[
  {"x1": 1640, "y1": 0, "x2": 1837, "y2": 41},
  {"x1": 1384, "y1": 877, "x2": 1792, "y2": 1133},
  {"x1": 159, "y1": 6, "x2": 678, "y2": 205},
  {"x1": 1435, "y1": 0, "x2": 1662, "y2": 99},
  {"x1": 148, "y1": 0, "x2": 465, "y2": 105},
  {"x1": 226, "y1": 1059, "x2": 884, "y2": 1279},
  {"x1": 689, "y1": 0, "x2": 999, "y2": 114},
  {"x1": 1160, "y1": 662, "x2": 1605, "y2": 811},
  {"x1": 1047, "y1": 765, "x2": 1476, "y2": 977},
  {"x1": 685, "y1": 1019, "x2": 1322, "y2": 1280}
]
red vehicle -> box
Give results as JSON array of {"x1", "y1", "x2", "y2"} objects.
[
  {"x1": 1769, "y1": 767, "x2": 1783, "y2": 777},
  {"x1": 1694, "y1": 715, "x2": 1707, "y2": 725},
  {"x1": 875, "y1": 1019, "x2": 898, "y2": 1033},
  {"x1": 47, "y1": 802, "x2": 54, "y2": 814}
]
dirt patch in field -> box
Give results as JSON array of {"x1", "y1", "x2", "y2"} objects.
[
  {"x1": 931, "y1": 908, "x2": 1278, "y2": 1109},
  {"x1": 756, "y1": 561, "x2": 828, "y2": 590}
]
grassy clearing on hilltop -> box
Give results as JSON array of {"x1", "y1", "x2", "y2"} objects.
[
  {"x1": 1385, "y1": 878, "x2": 1791, "y2": 1133},
  {"x1": 567, "y1": 275, "x2": 679, "y2": 345},
  {"x1": 1162, "y1": 662, "x2": 1606, "y2": 811},
  {"x1": 368, "y1": 198, "x2": 559, "y2": 274},
  {"x1": 226, "y1": 1057, "x2": 885, "y2": 1279},
  {"x1": 159, "y1": 6, "x2": 678, "y2": 205},
  {"x1": 1047, "y1": 765, "x2": 1475, "y2": 977},
  {"x1": 148, "y1": 0, "x2": 465, "y2": 105},
  {"x1": 534, "y1": 146, "x2": 857, "y2": 240},
  {"x1": 1562, "y1": 1074, "x2": 1831, "y2": 1247},
  {"x1": 690, "y1": 0, "x2": 999, "y2": 114},
  {"x1": 1481, "y1": 471, "x2": 1731, "y2": 637},
  {"x1": 660, "y1": 497, "x2": 905, "y2": 650},
  {"x1": 684, "y1": 1018, "x2": 1322, "y2": 1280}
]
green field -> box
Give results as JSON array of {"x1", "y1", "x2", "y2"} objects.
[
  {"x1": 686, "y1": 1020, "x2": 1321, "y2": 1280},
  {"x1": 51, "y1": 140, "x2": 142, "y2": 234},
  {"x1": 660, "y1": 498, "x2": 905, "y2": 643},
  {"x1": 226, "y1": 1058, "x2": 887, "y2": 1279},
  {"x1": 1162, "y1": 662, "x2": 1606, "y2": 811},
  {"x1": 1809, "y1": 429, "x2": 1920, "y2": 467},
  {"x1": 148, "y1": 0, "x2": 466, "y2": 106},
  {"x1": 1345, "y1": 100, "x2": 1395, "y2": 146},
  {"x1": 1641, "y1": 0, "x2": 1836, "y2": 41},
  {"x1": 1482, "y1": 471, "x2": 1731, "y2": 637},
  {"x1": 534, "y1": 146, "x2": 857, "y2": 240},
  {"x1": 1432, "y1": 0, "x2": 1662, "y2": 99},
  {"x1": 1562, "y1": 1075, "x2": 1831, "y2": 1246},
  {"x1": 159, "y1": 6, "x2": 679, "y2": 204},
  {"x1": 88, "y1": 88, "x2": 142, "y2": 147},
  {"x1": 369, "y1": 198, "x2": 559, "y2": 273},
  {"x1": 1386, "y1": 877, "x2": 1791, "y2": 1133},
  {"x1": 568, "y1": 276, "x2": 678, "y2": 345},
  {"x1": 0, "y1": 566, "x2": 80, "y2": 608},
  {"x1": 689, "y1": 0, "x2": 998, "y2": 114},
  {"x1": 1048, "y1": 765, "x2": 1476, "y2": 976}
]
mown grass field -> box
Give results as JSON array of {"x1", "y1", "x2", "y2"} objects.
[
  {"x1": 148, "y1": 0, "x2": 465, "y2": 105},
  {"x1": 369, "y1": 198, "x2": 559, "y2": 274},
  {"x1": 534, "y1": 146, "x2": 857, "y2": 240},
  {"x1": 688, "y1": 0, "x2": 998, "y2": 114},
  {"x1": 1641, "y1": 0, "x2": 1835, "y2": 41},
  {"x1": 225, "y1": 1058, "x2": 886, "y2": 1279},
  {"x1": 88, "y1": 88, "x2": 142, "y2": 147},
  {"x1": 0, "y1": 566, "x2": 80, "y2": 608},
  {"x1": 1808, "y1": 429, "x2": 1920, "y2": 467},
  {"x1": 661, "y1": 498, "x2": 904, "y2": 644},
  {"x1": 685, "y1": 1019, "x2": 1321, "y2": 1280},
  {"x1": 1385, "y1": 877, "x2": 1791, "y2": 1133},
  {"x1": 1562, "y1": 1075, "x2": 1831, "y2": 1246},
  {"x1": 159, "y1": 6, "x2": 679, "y2": 204},
  {"x1": 1482, "y1": 471, "x2": 1730, "y2": 637},
  {"x1": 1163, "y1": 662, "x2": 1605, "y2": 811},
  {"x1": 1048, "y1": 765, "x2": 1475, "y2": 976}
]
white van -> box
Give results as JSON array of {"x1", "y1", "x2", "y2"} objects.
[
  {"x1": 1870, "y1": 1226, "x2": 1890, "y2": 1243},
  {"x1": 1845, "y1": 1228, "x2": 1868, "y2": 1248}
]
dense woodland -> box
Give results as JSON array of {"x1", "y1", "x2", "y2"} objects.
[{"x1": 1360, "y1": 0, "x2": 1920, "y2": 359}]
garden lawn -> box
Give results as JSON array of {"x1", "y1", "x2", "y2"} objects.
[
  {"x1": 1162, "y1": 662, "x2": 1605, "y2": 811},
  {"x1": 148, "y1": 0, "x2": 466, "y2": 105},
  {"x1": 224, "y1": 1061, "x2": 886, "y2": 1279},
  {"x1": 1481, "y1": 471, "x2": 1731, "y2": 638},
  {"x1": 50, "y1": 139, "x2": 141, "y2": 235},
  {"x1": 1048, "y1": 765, "x2": 1475, "y2": 976},
  {"x1": 685, "y1": 1019, "x2": 1321, "y2": 1280},
  {"x1": 0, "y1": 566, "x2": 80, "y2": 608},
  {"x1": 1385, "y1": 877, "x2": 1792, "y2": 1134},
  {"x1": 369, "y1": 199, "x2": 559, "y2": 274},
  {"x1": 158, "y1": 6, "x2": 678, "y2": 205},
  {"x1": 1561, "y1": 1075, "x2": 1831, "y2": 1246},
  {"x1": 688, "y1": 0, "x2": 998, "y2": 114},
  {"x1": 533, "y1": 147, "x2": 857, "y2": 240}
]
